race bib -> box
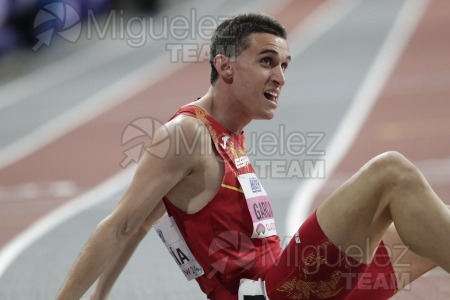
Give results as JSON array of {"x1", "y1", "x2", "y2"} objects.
[
  {"x1": 153, "y1": 215, "x2": 204, "y2": 280},
  {"x1": 237, "y1": 173, "x2": 277, "y2": 238}
]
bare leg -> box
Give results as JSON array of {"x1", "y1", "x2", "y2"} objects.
[
  {"x1": 382, "y1": 224, "x2": 436, "y2": 290},
  {"x1": 384, "y1": 205, "x2": 450, "y2": 290},
  {"x1": 317, "y1": 151, "x2": 450, "y2": 272}
]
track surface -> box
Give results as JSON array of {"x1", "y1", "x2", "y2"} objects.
[{"x1": 0, "y1": 0, "x2": 448, "y2": 299}]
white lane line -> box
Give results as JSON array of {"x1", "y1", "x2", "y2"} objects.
[
  {"x1": 0, "y1": 0, "x2": 227, "y2": 112},
  {"x1": 0, "y1": 167, "x2": 135, "y2": 278},
  {"x1": 0, "y1": 180, "x2": 79, "y2": 201},
  {"x1": 0, "y1": 42, "x2": 133, "y2": 112},
  {"x1": 0, "y1": 53, "x2": 181, "y2": 170},
  {"x1": 286, "y1": 0, "x2": 431, "y2": 236},
  {"x1": 287, "y1": 0, "x2": 360, "y2": 57}
]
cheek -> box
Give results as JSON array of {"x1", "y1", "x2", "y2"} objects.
[{"x1": 240, "y1": 71, "x2": 262, "y2": 87}]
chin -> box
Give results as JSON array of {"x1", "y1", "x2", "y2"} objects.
[
  {"x1": 265, "y1": 108, "x2": 276, "y2": 119},
  {"x1": 256, "y1": 112, "x2": 275, "y2": 120}
]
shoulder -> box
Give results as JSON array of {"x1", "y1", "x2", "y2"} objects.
[
  {"x1": 143, "y1": 113, "x2": 211, "y2": 165},
  {"x1": 165, "y1": 113, "x2": 211, "y2": 149},
  {"x1": 167, "y1": 113, "x2": 206, "y2": 132}
]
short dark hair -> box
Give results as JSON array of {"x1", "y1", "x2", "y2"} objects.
[{"x1": 209, "y1": 13, "x2": 287, "y2": 84}]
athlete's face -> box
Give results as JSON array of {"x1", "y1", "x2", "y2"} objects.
[{"x1": 231, "y1": 33, "x2": 290, "y2": 120}]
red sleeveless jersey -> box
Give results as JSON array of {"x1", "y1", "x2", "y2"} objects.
[{"x1": 162, "y1": 105, "x2": 281, "y2": 298}]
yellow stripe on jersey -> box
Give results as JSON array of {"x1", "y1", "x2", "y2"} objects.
[{"x1": 221, "y1": 183, "x2": 244, "y2": 193}]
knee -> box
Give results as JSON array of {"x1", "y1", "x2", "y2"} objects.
[{"x1": 368, "y1": 151, "x2": 423, "y2": 191}]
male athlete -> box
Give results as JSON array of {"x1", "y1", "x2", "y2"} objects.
[{"x1": 57, "y1": 13, "x2": 450, "y2": 300}]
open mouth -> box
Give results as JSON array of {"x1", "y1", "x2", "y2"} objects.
[{"x1": 264, "y1": 91, "x2": 278, "y2": 102}]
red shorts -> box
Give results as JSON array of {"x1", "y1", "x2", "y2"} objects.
[{"x1": 264, "y1": 211, "x2": 398, "y2": 300}]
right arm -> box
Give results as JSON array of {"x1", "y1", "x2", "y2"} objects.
[
  {"x1": 57, "y1": 116, "x2": 202, "y2": 300},
  {"x1": 89, "y1": 201, "x2": 166, "y2": 300}
]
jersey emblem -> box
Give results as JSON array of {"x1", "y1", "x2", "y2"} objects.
[{"x1": 220, "y1": 135, "x2": 230, "y2": 149}]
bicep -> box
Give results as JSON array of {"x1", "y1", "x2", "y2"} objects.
[{"x1": 108, "y1": 118, "x2": 202, "y2": 235}]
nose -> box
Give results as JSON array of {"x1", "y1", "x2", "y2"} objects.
[{"x1": 271, "y1": 65, "x2": 286, "y2": 86}]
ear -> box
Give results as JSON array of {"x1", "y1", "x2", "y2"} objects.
[{"x1": 213, "y1": 54, "x2": 233, "y2": 82}]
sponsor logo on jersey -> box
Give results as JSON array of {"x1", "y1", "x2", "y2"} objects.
[
  {"x1": 255, "y1": 223, "x2": 266, "y2": 236},
  {"x1": 249, "y1": 177, "x2": 262, "y2": 193},
  {"x1": 235, "y1": 156, "x2": 250, "y2": 169},
  {"x1": 220, "y1": 135, "x2": 230, "y2": 150}
]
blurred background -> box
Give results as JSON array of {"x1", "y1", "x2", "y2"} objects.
[
  {"x1": 0, "y1": 0, "x2": 175, "y2": 81},
  {"x1": 0, "y1": 0, "x2": 169, "y2": 53},
  {"x1": 0, "y1": 0, "x2": 449, "y2": 299}
]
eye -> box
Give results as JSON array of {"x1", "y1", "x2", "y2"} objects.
[
  {"x1": 261, "y1": 57, "x2": 272, "y2": 66},
  {"x1": 281, "y1": 63, "x2": 288, "y2": 72}
]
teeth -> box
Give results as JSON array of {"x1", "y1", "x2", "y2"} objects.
[{"x1": 266, "y1": 91, "x2": 278, "y2": 97}]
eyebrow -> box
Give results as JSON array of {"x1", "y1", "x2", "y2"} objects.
[{"x1": 257, "y1": 49, "x2": 292, "y2": 62}]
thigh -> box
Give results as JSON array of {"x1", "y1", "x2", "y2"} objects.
[{"x1": 316, "y1": 155, "x2": 394, "y2": 264}]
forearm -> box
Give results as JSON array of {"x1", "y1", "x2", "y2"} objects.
[
  {"x1": 92, "y1": 202, "x2": 165, "y2": 299},
  {"x1": 57, "y1": 217, "x2": 126, "y2": 300},
  {"x1": 91, "y1": 228, "x2": 146, "y2": 299}
]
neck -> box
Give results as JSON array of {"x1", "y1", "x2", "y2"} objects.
[{"x1": 195, "y1": 85, "x2": 251, "y2": 134}]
